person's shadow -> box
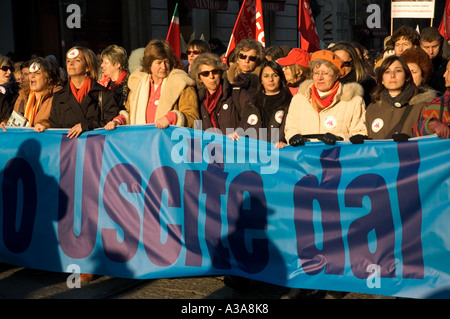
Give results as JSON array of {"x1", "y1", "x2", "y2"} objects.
[{"x1": 0, "y1": 138, "x2": 68, "y2": 298}]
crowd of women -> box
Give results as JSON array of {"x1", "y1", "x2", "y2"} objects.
[
  {"x1": 0, "y1": 25, "x2": 449, "y2": 294},
  {"x1": 1, "y1": 25, "x2": 449, "y2": 145}
]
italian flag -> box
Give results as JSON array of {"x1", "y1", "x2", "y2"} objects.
[{"x1": 166, "y1": 3, "x2": 181, "y2": 58}]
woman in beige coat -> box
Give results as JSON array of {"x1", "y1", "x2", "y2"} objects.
[
  {"x1": 282, "y1": 50, "x2": 367, "y2": 147},
  {"x1": 105, "y1": 39, "x2": 199, "y2": 130}
]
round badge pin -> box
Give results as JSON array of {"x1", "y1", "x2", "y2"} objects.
[
  {"x1": 323, "y1": 116, "x2": 337, "y2": 129},
  {"x1": 223, "y1": 104, "x2": 229, "y2": 110},
  {"x1": 247, "y1": 114, "x2": 258, "y2": 125},
  {"x1": 0, "y1": 86, "x2": 5, "y2": 95},
  {"x1": 29, "y1": 62, "x2": 41, "y2": 73},
  {"x1": 67, "y1": 48, "x2": 80, "y2": 59},
  {"x1": 275, "y1": 110, "x2": 284, "y2": 124},
  {"x1": 371, "y1": 118, "x2": 384, "y2": 133},
  {"x1": 394, "y1": 102, "x2": 402, "y2": 108}
]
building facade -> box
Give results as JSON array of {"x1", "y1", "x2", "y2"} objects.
[{"x1": 0, "y1": 0, "x2": 444, "y2": 65}]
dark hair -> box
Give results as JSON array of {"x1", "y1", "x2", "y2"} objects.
[
  {"x1": 186, "y1": 39, "x2": 211, "y2": 54},
  {"x1": 329, "y1": 41, "x2": 366, "y2": 81},
  {"x1": 30, "y1": 56, "x2": 63, "y2": 87},
  {"x1": 371, "y1": 55, "x2": 415, "y2": 102},
  {"x1": 265, "y1": 46, "x2": 284, "y2": 61},
  {"x1": 391, "y1": 26, "x2": 420, "y2": 47},
  {"x1": 257, "y1": 60, "x2": 288, "y2": 98},
  {"x1": 420, "y1": 27, "x2": 444, "y2": 46}
]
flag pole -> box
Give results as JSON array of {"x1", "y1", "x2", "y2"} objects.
[
  {"x1": 166, "y1": 3, "x2": 179, "y2": 41},
  {"x1": 224, "y1": 0, "x2": 247, "y2": 60}
]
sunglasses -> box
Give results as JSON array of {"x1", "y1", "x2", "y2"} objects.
[
  {"x1": 239, "y1": 53, "x2": 257, "y2": 62},
  {"x1": 342, "y1": 60, "x2": 353, "y2": 67},
  {"x1": 186, "y1": 50, "x2": 202, "y2": 55},
  {"x1": 198, "y1": 69, "x2": 221, "y2": 78},
  {"x1": 0, "y1": 65, "x2": 14, "y2": 72}
]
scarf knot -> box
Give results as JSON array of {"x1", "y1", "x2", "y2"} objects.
[
  {"x1": 70, "y1": 77, "x2": 92, "y2": 104},
  {"x1": 311, "y1": 81, "x2": 340, "y2": 112}
]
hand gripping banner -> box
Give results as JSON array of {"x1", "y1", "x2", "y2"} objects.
[{"x1": 0, "y1": 126, "x2": 449, "y2": 299}]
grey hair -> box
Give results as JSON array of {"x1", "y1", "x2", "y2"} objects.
[{"x1": 190, "y1": 53, "x2": 227, "y2": 89}]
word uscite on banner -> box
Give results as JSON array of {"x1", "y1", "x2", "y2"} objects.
[{"x1": 0, "y1": 125, "x2": 449, "y2": 299}]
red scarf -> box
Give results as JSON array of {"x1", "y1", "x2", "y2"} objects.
[
  {"x1": 70, "y1": 77, "x2": 92, "y2": 104},
  {"x1": 98, "y1": 70, "x2": 128, "y2": 90},
  {"x1": 204, "y1": 85, "x2": 222, "y2": 130},
  {"x1": 310, "y1": 81, "x2": 340, "y2": 113}
]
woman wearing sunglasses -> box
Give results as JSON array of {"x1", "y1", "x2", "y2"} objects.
[
  {"x1": 329, "y1": 41, "x2": 376, "y2": 107},
  {"x1": 106, "y1": 39, "x2": 198, "y2": 130},
  {"x1": 0, "y1": 57, "x2": 63, "y2": 131},
  {"x1": 190, "y1": 53, "x2": 240, "y2": 133},
  {"x1": 226, "y1": 38, "x2": 265, "y2": 116},
  {"x1": 36, "y1": 47, "x2": 120, "y2": 138},
  {"x1": 184, "y1": 39, "x2": 210, "y2": 76},
  {"x1": 0, "y1": 55, "x2": 20, "y2": 127},
  {"x1": 229, "y1": 60, "x2": 292, "y2": 145}
]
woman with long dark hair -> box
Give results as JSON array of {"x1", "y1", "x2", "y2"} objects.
[
  {"x1": 366, "y1": 55, "x2": 433, "y2": 140},
  {"x1": 230, "y1": 60, "x2": 292, "y2": 145}
]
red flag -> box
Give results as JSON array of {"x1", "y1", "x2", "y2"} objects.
[
  {"x1": 298, "y1": 0, "x2": 321, "y2": 53},
  {"x1": 224, "y1": 0, "x2": 265, "y2": 62},
  {"x1": 166, "y1": 3, "x2": 181, "y2": 58},
  {"x1": 438, "y1": 0, "x2": 450, "y2": 40}
]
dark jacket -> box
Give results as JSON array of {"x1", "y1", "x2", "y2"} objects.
[
  {"x1": 49, "y1": 81, "x2": 120, "y2": 131},
  {"x1": 429, "y1": 56, "x2": 448, "y2": 95},
  {"x1": 226, "y1": 64, "x2": 260, "y2": 117},
  {"x1": 0, "y1": 80, "x2": 20, "y2": 122},
  {"x1": 366, "y1": 88, "x2": 436, "y2": 139},
  {"x1": 238, "y1": 89, "x2": 292, "y2": 144},
  {"x1": 198, "y1": 78, "x2": 240, "y2": 133}
]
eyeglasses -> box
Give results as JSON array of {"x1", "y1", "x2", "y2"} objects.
[
  {"x1": 186, "y1": 50, "x2": 202, "y2": 55},
  {"x1": 0, "y1": 65, "x2": 14, "y2": 72},
  {"x1": 342, "y1": 60, "x2": 353, "y2": 67},
  {"x1": 312, "y1": 71, "x2": 334, "y2": 78},
  {"x1": 199, "y1": 69, "x2": 221, "y2": 78},
  {"x1": 239, "y1": 53, "x2": 257, "y2": 62}
]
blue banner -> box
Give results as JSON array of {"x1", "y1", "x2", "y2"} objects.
[{"x1": 0, "y1": 125, "x2": 449, "y2": 299}]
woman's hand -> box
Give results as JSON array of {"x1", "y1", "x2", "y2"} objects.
[
  {"x1": 0, "y1": 121, "x2": 6, "y2": 132},
  {"x1": 67, "y1": 123, "x2": 83, "y2": 139},
  {"x1": 429, "y1": 119, "x2": 450, "y2": 139},
  {"x1": 274, "y1": 141, "x2": 287, "y2": 149},
  {"x1": 155, "y1": 117, "x2": 170, "y2": 129},
  {"x1": 228, "y1": 132, "x2": 240, "y2": 141},
  {"x1": 34, "y1": 123, "x2": 47, "y2": 133},
  {"x1": 104, "y1": 120, "x2": 118, "y2": 130}
]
